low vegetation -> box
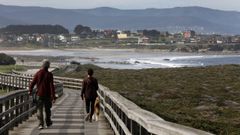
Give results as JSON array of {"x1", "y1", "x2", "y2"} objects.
[
  {"x1": 0, "y1": 89, "x2": 8, "y2": 95},
  {"x1": 54, "y1": 64, "x2": 240, "y2": 135},
  {"x1": 0, "y1": 65, "x2": 26, "y2": 73}
]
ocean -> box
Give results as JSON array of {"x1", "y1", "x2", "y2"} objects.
[{"x1": 2, "y1": 49, "x2": 240, "y2": 69}]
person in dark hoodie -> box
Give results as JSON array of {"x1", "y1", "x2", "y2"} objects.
[
  {"x1": 81, "y1": 68, "x2": 99, "y2": 122},
  {"x1": 29, "y1": 59, "x2": 56, "y2": 129}
]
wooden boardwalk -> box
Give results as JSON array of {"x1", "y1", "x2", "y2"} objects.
[
  {"x1": 9, "y1": 89, "x2": 114, "y2": 135},
  {"x1": 2, "y1": 71, "x2": 214, "y2": 135}
]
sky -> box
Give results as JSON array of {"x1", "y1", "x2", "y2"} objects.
[{"x1": 0, "y1": 0, "x2": 239, "y2": 11}]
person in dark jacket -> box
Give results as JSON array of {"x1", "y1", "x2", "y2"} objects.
[
  {"x1": 29, "y1": 59, "x2": 56, "y2": 129},
  {"x1": 81, "y1": 68, "x2": 99, "y2": 122}
]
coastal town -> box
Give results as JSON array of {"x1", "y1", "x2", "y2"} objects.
[{"x1": 0, "y1": 25, "x2": 240, "y2": 49}]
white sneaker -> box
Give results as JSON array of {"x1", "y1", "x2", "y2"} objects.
[{"x1": 38, "y1": 125, "x2": 44, "y2": 129}]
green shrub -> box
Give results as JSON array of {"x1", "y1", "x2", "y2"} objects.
[
  {"x1": 0, "y1": 53, "x2": 16, "y2": 65},
  {"x1": 70, "y1": 61, "x2": 80, "y2": 65}
]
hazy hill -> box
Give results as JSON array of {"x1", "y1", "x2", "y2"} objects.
[{"x1": 0, "y1": 4, "x2": 240, "y2": 34}]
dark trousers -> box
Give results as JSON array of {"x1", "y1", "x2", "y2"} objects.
[
  {"x1": 37, "y1": 96, "x2": 52, "y2": 126},
  {"x1": 85, "y1": 98, "x2": 96, "y2": 119}
]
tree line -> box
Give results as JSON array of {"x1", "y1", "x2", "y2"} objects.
[
  {"x1": 0, "y1": 24, "x2": 164, "y2": 38},
  {"x1": 0, "y1": 25, "x2": 70, "y2": 35},
  {"x1": 0, "y1": 24, "x2": 92, "y2": 35}
]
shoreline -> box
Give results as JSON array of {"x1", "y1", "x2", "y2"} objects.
[
  {"x1": 1, "y1": 46, "x2": 240, "y2": 55},
  {"x1": 1, "y1": 47, "x2": 240, "y2": 70}
]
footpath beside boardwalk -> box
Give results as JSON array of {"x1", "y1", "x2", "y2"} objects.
[{"x1": 9, "y1": 89, "x2": 114, "y2": 135}]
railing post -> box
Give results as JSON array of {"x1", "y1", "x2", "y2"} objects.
[
  {"x1": 25, "y1": 94, "x2": 30, "y2": 120},
  {"x1": 3, "y1": 75, "x2": 8, "y2": 85},
  {"x1": 15, "y1": 76, "x2": 17, "y2": 88},
  {"x1": 6, "y1": 76, "x2": 9, "y2": 92},
  {"x1": 3, "y1": 75, "x2": 6, "y2": 85},
  {"x1": 0, "y1": 103, "x2": 3, "y2": 129},
  {"x1": 10, "y1": 76, "x2": 13, "y2": 89},
  {"x1": 10, "y1": 98, "x2": 15, "y2": 130},
  {"x1": 0, "y1": 73, "x2": 2, "y2": 84},
  {"x1": 18, "y1": 76, "x2": 21, "y2": 88},
  {"x1": 24, "y1": 77, "x2": 26, "y2": 89},
  {"x1": 21, "y1": 77, "x2": 24, "y2": 89},
  {"x1": 19, "y1": 77, "x2": 22, "y2": 88},
  {"x1": 21, "y1": 77, "x2": 24, "y2": 88},
  {"x1": 5, "y1": 75, "x2": 7, "y2": 86},
  {"x1": 4, "y1": 99, "x2": 10, "y2": 135},
  {"x1": 19, "y1": 95, "x2": 24, "y2": 124},
  {"x1": 12, "y1": 75, "x2": 15, "y2": 88},
  {"x1": 27, "y1": 78, "x2": 31, "y2": 89},
  {"x1": 15, "y1": 95, "x2": 19, "y2": 127}
]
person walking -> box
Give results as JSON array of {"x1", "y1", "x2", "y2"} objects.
[
  {"x1": 81, "y1": 68, "x2": 99, "y2": 122},
  {"x1": 29, "y1": 59, "x2": 56, "y2": 129}
]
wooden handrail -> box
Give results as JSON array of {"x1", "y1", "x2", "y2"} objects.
[
  {"x1": 12, "y1": 70, "x2": 82, "y2": 90},
  {"x1": 0, "y1": 90, "x2": 34, "y2": 134},
  {"x1": 98, "y1": 85, "x2": 214, "y2": 135},
  {"x1": 0, "y1": 73, "x2": 32, "y2": 89}
]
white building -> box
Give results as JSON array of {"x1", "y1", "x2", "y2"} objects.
[
  {"x1": 36, "y1": 36, "x2": 43, "y2": 42},
  {"x1": 71, "y1": 36, "x2": 80, "y2": 42},
  {"x1": 217, "y1": 40, "x2": 223, "y2": 44},
  {"x1": 138, "y1": 36, "x2": 149, "y2": 44},
  {"x1": 58, "y1": 35, "x2": 67, "y2": 43},
  {"x1": 17, "y1": 36, "x2": 24, "y2": 42}
]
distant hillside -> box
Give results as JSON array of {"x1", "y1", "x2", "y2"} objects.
[{"x1": 0, "y1": 4, "x2": 240, "y2": 34}]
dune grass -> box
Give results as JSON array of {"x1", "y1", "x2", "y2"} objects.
[
  {"x1": 54, "y1": 64, "x2": 240, "y2": 135},
  {"x1": 0, "y1": 89, "x2": 8, "y2": 95},
  {"x1": 0, "y1": 65, "x2": 26, "y2": 73}
]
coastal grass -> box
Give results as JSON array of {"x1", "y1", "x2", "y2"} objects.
[
  {"x1": 0, "y1": 65, "x2": 26, "y2": 73},
  {"x1": 54, "y1": 64, "x2": 240, "y2": 135},
  {"x1": 0, "y1": 89, "x2": 8, "y2": 95}
]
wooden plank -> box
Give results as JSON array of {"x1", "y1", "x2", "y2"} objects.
[{"x1": 9, "y1": 89, "x2": 114, "y2": 135}]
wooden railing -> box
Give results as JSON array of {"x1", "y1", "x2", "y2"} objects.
[
  {"x1": 11, "y1": 71, "x2": 213, "y2": 135},
  {"x1": 0, "y1": 73, "x2": 63, "y2": 135},
  {"x1": 98, "y1": 85, "x2": 214, "y2": 135},
  {"x1": 12, "y1": 70, "x2": 82, "y2": 90},
  {"x1": 0, "y1": 73, "x2": 63, "y2": 97},
  {"x1": 0, "y1": 73, "x2": 32, "y2": 89},
  {"x1": 0, "y1": 90, "x2": 35, "y2": 135},
  {"x1": 54, "y1": 76, "x2": 81, "y2": 90}
]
